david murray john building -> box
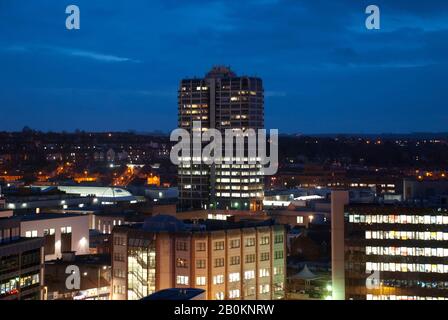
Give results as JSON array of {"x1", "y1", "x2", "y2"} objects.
[
  {"x1": 111, "y1": 215, "x2": 286, "y2": 300},
  {"x1": 331, "y1": 190, "x2": 448, "y2": 300},
  {"x1": 177, "y1": 66, "x2": 264, "y2": 211}
]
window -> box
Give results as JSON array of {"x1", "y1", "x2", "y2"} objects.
[
  {"x1": 274, "y1": 266, "x2": 284, "y2": 276},
  {"x1": 274, "y1": 282, "x2": 284, "y2": 292},
  {"x1": 196, "y1": 259, "x2": 206, "y2": 269},
  {"x1": 215, "y1": 292, "x2": 224, "y2": 300},
  {"x1": 214, "y1": 258, "x2": 225, "y2": 268},
  {"x1": 230, "y1": 239, "x2": 240, "y2": 249},
  {"x1": 213, "y1": 275, "x2": 224, "y2": 285},
  {"x1": 244, "y1": 270, "x2": 255, "y2": 280},
  {"x1": 259, "y1": 268, "x2": 270, "y2": 277},
  {"x1": 114, "y1": 285, "x2": 126, "y2": 295},
  {"x1": 296, "y1": 216, "x2": 304, "y2": 224},
  {"x1": 230, "y1": 256, "x2": 240, "y2": 265},
  {"x1": 114, "y1": 236, "x2": 125, "y2": 246},
  {"x1": 114, "y1": 253, "x2": 125, "y2": 262},
  {"x1": 274, "y1": 251, "x2": 284, "y2": 259},
  {"x1": 176, "y1": 275, "x2": 189, "y2": 285},
  {"x1": 245, "y1": 254, "x2": 256, "y2": 263},
  {"x1": 260, "y1": 284, "x2": 270, "y2": 294},
  {"x1": 196, "y1": 242, "x2": 206, "y2": 252},
  {"x1": 275, "y1": 234, "x2": 284, "y2": 243},
  {"x1": 25, "y1": 230, "x2": 38, "y2": 238},
  {"x1": 260, "y1": 236, "x2": 270, "y2": 245},
  {"x1": 229, "y1": 289, "x2": 240, "y2": 299},
  {"x1": 245, "y1": 237, "x2": 255, "y2": 247},
  {"x1": 61, "y1": 226, "x2": 72, "y2": 234},
  {"x1": 43, "y1": 228, "x2": 56, "y2": 255},
  {"x1": 20, "y1": 273, "x2": 39, "y2": 288},
  {"x1": 176, "y1": 241, "x2": 188, "y2": 251},
  {"x1": 114, "y1": 269, "x2": 126, "y2": 279},
  {"x1": 176, "y1": 258, "x2": 188, "y2": 268},
  {"x1": 260, "y1": 252, "x2": 270, "y2": 261},
  {"x1": 214, "y1": 241, "x2": 225, "y2": 251},
  {"x1": 245, "y1": 286, "x2": 256, "y2": 297},
  {"x1": 196, "y1": 276, "x2": 206, "y2": 286},
  {"x1": 44, "y1": 228, "x2": 55, "y2": 236},
  {"x1": 229, "y1": 272, "x2": 240, "y2": 282}
]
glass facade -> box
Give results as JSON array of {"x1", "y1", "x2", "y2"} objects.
[{"x1": 127, "y1": 238, "x2": 156, "y2": 300}]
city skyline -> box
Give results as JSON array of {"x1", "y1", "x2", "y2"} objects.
[{"x1": 1, "y1": 1, "x2": 448, "y2": 134}]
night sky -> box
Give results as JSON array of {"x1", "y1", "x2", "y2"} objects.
[{"x1": 1, "y1": 0, "x2": 447, "y2": 134}]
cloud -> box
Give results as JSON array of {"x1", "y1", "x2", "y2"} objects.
[
  {"x1": 58, "y1": 48, "x2": 141, "y2": 63},
  {"x1": 3, "y1": 44, "x2": 140, "y2": 63},
  {"x1": 1, "y1": 0, "x2": 448, "y2": 133}
]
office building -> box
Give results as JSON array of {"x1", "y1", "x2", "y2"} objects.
[
  {"x1": 19, "y1": 213, "x2": 90, "y2": 261},
  {"x1": 332, "y1": 190, "x2": 448, "y2": 300},
  {"x1": 111, "y1": 215, "x2": 285, "y2": 300},
  {"x1": 0, "y1": 217, "x2": 44, "y2": 300},
  {"x1": 178, "y1": 66, "x2": 264, "y2": 211}
]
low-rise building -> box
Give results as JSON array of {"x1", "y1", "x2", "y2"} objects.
[
  {"x1": 45, "y1": 252, "x2": 111, "y2": 300},
  {"x1": 19, "y1": 213, "x2": 90, "y2": 261},
  {"x1": 111, "y1": 215, "x2": 286, "y2": 300}
]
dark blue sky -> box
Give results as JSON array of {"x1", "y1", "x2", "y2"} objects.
[{"x1": 1, "y1": 0, "x2": 447, "y2": 134}]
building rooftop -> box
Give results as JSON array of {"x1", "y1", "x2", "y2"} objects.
[
  {"x1": 346, "y1": 203, "x2": 448, "y2": 211},
  {"x1": 19, "y1": 213, "x2": 84, "y2": 222},
  {"x1": 205, "y1": 66, "x2": 237, "y2": 79},
  {"x1": 46, "y1": 253, "x2": 111, "y2": 266},
  {"x1": 118, "y1": 215, "x2": 281, "y2": 234}
]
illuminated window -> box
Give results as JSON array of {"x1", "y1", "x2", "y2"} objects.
[
  {"x1": 274, "y1": 266, "x2": 284, "y2": 276},
  {"x1": 196, "y1": 276, "x2": 206, "y2": 286},
  {"x1": 229, "y1": 272, "x2": 240, "y2": 283},
  {"x1": 244, "y1": 270, "x2": 255, "y2": 280},
  {"x1": 215, "y1": 292, "x2": 224, "y2": 300},
  {"x1": 259, "y1": 268, "x2": 270, "y2": 277},
  {"x1": 213, "y1": 275, "x2": 224, "y2": 285},
  {"x1": 25, "y1": 230, "x2": 38, "y2": 238},
  {"x1": 176, "y1": 275, "x2": 189, "y2": 285},
  {"x1": 260, "y1": 236, "x2": 270, "y2": 245},
  {"x1": 259, "y1": 284, "x2": 270, "y2": 294},
  {"x1": 229, "y1": 289, "x2": 240, "y2": 299}
]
